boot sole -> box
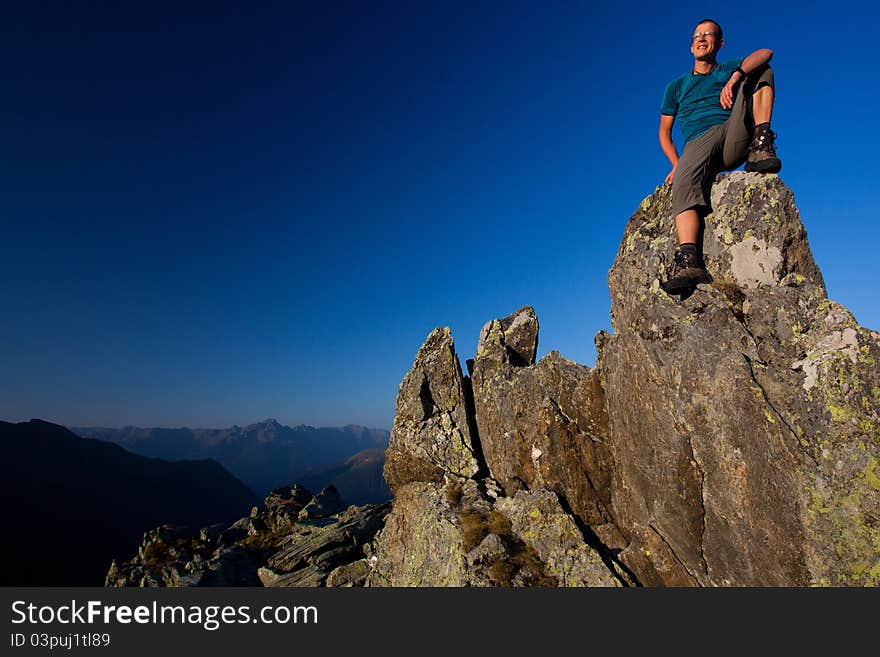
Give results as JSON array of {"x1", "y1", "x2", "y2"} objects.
[
  {"x1": 661, "y1": 271, "x2": 712, "y2": 295},
  {"x1": 745, "y1": 158, "x2": 782, "y2": 174}
]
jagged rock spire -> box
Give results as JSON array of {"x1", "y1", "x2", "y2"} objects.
[{"x1": 382, "y1": 327, "x2": 481, "y2": 493}]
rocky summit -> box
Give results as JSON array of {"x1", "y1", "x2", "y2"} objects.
[
  {"x1": 109, "y1": 172, "x2": 878, "y2": 588},
  {"x1": 369, "y1": 172, "x2": 880, "y2": 587}
]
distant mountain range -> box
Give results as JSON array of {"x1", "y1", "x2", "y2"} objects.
[
  {"x1": 300, "y1": 448, "x2": 391, "y2": 505},
  {"x1": 0, "y1": 419, "x2": 258, "y2": 586},
  {"x1": 72, "y1": 419, "x2": 391, "y2": 503}
]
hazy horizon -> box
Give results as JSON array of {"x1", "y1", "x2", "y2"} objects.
[{"x1": 4, "y1": 417, "x2": 392, "y2": 433}]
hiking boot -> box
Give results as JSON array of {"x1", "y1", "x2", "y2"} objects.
[
  {"x1": 661, "y1": 248, "x2": 712, "y2": 294},
  {"x1": 744, "y1": 125, "x2": 782, "y2": 173}
]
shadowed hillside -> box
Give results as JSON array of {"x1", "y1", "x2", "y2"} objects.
[{"x1": 0, "y1": 419, "x2": 258, "y2": 585}]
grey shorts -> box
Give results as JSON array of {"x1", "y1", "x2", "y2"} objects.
[{"x1": 671, "y1": 65, "x2": 775, "y2": 217}]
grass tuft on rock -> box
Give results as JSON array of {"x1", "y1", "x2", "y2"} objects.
[
  {"x1": 711, "y1": 279, "x2": 746, "y2": 323},
  {"x1": 459, "y1": 511, "x2": 489, "y2": 552},
  {"x1": 457, "y1": 507, "x2": 557, "y2": 586}
]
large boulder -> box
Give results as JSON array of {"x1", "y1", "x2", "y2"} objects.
[{"x1": 598, "y1": 172, "x2": 879, "y2": 585}]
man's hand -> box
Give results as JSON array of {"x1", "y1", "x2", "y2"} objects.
[
  {"x1": 720, "y1": 71, "x2": 743, "y2": 109},
  {"x1": 659, "y1": 114, "x2": 678, "y2": 185}
]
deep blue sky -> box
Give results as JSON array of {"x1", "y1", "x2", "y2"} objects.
[{"x1": 2, "y1": 1, "x2": 877, "y2": 430}]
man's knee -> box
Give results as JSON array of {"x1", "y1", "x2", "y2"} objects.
[{"x1": 748, "y1": 63, "x2": 774, "y2": 92}]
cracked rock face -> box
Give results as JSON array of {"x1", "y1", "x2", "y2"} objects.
[
  {"x1": 494, "y1": 490, "x2": 619, "y2": 586},
  {"x1": 599, "y1": 173, "x2": 879, "y2": 585},
  {"x1": 472, "y1": 307, "x2": 615, "y2": 530},
  {"x1": 370, "y1": 172, "x2": 879, "y2": 586},
  {"x1": 366, "y1": 480, "x2": 471, "y2": 586}
]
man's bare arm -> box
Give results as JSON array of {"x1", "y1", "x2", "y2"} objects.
[
  {"x1": 659, "y1": 114, "x2": 678, "y2": 184},
  {"x1": 721, "y1": 49, "x2": 774, "y2": 108}
]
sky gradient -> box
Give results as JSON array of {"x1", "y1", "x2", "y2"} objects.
[{"x1": 2, "y1": 1, "x2": 877, "y2": 430}]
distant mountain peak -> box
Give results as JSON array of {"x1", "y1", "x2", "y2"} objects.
[{"x1": 241, "y1": 418, "x2": 284, "y2": 433}]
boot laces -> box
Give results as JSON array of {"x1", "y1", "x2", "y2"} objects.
[
  {"x1": 672, "y1": 249, "x2": 701, "y2": 272},
  {"x1": 751, "y1": 128, "x2": 777, "y2": 151}
]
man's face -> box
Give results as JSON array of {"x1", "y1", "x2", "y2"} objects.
[{"x1": 690, "y1": 22, "x2": 723, "y2": 61}]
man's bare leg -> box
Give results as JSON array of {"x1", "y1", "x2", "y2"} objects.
[
  {"x1": 752, "y1": 85, "x2": 773, "y2": 126},
  {"x1": 675, "y1": 208, "x2": 700, "y2": 245}
]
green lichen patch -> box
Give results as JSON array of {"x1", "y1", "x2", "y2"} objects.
[
  {"x1": 780, "y1": 272, "x2": 806, "y2": 287},
  {"x1": 827, "y1": 403, "x2": 854, "y2": 424},
  {"x1": 808, "y1": 449, "x2": 880, "y2": 586},
  {"x1": 862, "y1": 458, "x2": 880, "y2": 492}
]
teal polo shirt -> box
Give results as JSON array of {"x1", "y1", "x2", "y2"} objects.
[{"x1": 661, "y1": 58, "x2": 745, "y2": 144}]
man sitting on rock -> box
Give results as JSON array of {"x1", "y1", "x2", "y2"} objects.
[{"x1": 659, "y1": 18, "x2": 781, "y2": 294}]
